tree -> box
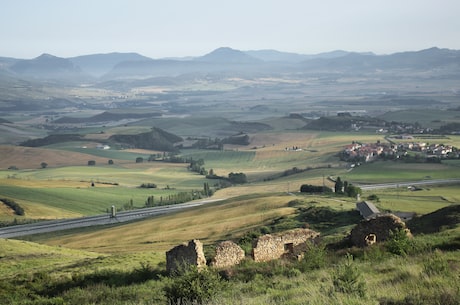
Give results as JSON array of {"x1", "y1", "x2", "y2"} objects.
[
  {"x1": 40, "y1": 162, "x2": 48, "y2": 169},
  {"x1": 228, "y1": 172, "x2": 247, "y2": 184},
  {"x1": 88, "y1": 160, "x2": 96, "y2": 166},
  {"x1": 108, "y1": 159, "x2": 114, "y2": 165},
  {"x1": 203, "y1": 182, "x2": 211, "y2": 196},
  {"x1": 345, "y1": 184, "x2": 362, "y2": 198},
  {"x1": 136, "y1": 157, "x2": 144, "y2": 163},
  {"x1": 334, "y1": 177, "x2": 343, "y2": 194}
]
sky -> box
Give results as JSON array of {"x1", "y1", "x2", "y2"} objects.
[{"x1": 1, "y1": 0, "x2": 460, "y2": 59}]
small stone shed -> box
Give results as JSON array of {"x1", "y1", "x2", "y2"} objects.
[
  {"x1": 350, "y1": 213, "x2": 412, "y2": 247},
  {"x1": 252, "y1": 228, "x2": 320, "y2": 262},
  {"x1": 166, "y1": 239, "x2": 207, "y2": 274}
]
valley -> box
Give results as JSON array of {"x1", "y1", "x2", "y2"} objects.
[{"x1": 0, "y1": 47, "x2": 459, "y2": 305}]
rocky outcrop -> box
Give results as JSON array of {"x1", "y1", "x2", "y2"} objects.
[
  {"x1": 210, "y1": 241, "x2": 245, "y2": 268},
  {"x1": 252, "y1": 228, "x2": 320, "y2": 262},
  {"x1": 350, "y1": 214, "x2": 412, "y2": 247},
  {"x1": 166, "y1": 239, "x2": 207, "y2": 274}
]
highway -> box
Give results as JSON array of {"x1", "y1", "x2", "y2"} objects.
[
  {"x1": 0, "y1": 199, "x2": 223, "y2": 239},
  {"x1": 1, "y1": 178, "x2": 459, "y2": 239},
  {"x1": 356, "y1": 178, "x2": 460, "y2": 190}
]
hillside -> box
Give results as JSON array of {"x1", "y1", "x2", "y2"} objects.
[
  {"x1": 54, "y1": 111, "x2": 162, "y2": 124},
  {"x1": 68, "y1": 52, "x2": 151, "y2": 77},
  {"x1": 408, "y1": 204, "x2": 460, "y2": 234},
  {"x1": 9, "y1": 53, "x2": 87, "y2": 81},
  {"x1": 109, "y1": 127, "x2": 182, "y2": 151},
  {"x1": 0, "y1": 145, "x2": 113, "y2": 169}
]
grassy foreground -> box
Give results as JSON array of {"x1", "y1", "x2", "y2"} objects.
[{"x1": 1, "y1": 190, "x2": 458, "y2": 305}]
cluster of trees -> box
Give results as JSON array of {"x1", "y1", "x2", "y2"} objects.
[
  {"x1": 334, "y1": 177, "x2": 362, "y2": 198},
  {"x1": 300, "y1": 184, "x2": 332, "y2": 194},
  {"x1": 299, "y1": 178, "x2": 361, "y2": 198},
  {"x1": 139, "y1": 183, "x2": 157, "y2": 189}
]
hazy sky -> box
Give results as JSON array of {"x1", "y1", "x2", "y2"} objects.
[{"x1": 1, "y1": 0, "x2": 459, "y2": 59}]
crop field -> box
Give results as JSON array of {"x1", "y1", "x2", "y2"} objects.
[
  {"x1": 343, "y1": 162, "x2": 460, "y2": 183},
  {"x1": 28, "y1": 194, "x2": 299, "y2": 253}
]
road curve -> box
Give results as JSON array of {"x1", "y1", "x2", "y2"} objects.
[{"x1": 0, "y1": 198, "x2": 223, "y2": 239}]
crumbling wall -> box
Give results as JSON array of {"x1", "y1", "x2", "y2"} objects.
[
  {"x1": 350, "y1": 214, "x2": 412, "y2": 247},
  {"x1": 252, "y1": 228, "x2": 320, "y2": 262},
  {"x1": 210, "y1": 241, "x2": 245, "y2": 268},
  {"x1": 166, "y1": 239, "x2": 206, "y2": 274}
]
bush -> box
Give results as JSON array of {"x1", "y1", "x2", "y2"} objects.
[
  {"x1": 386, "y1": 229, "x2": 413, "y2": 256},
  {"x1": 139, "y1": 183, "x2": 157, "y2": 189},
  {"x1": 164, "y1": 266, "x2": 225, "y2": 305},
  {"x1": 298, "y1": 241, "x2": 328, "y2": 271},
  {"x1": 331, "y1": 253, "x2": 366, "y2": 297}
]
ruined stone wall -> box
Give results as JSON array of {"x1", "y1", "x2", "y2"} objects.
[
  {"x1": 350, "y1": 214, "x2": 412, "y2": 247},
  {"x1": 166, "y1": 239, "x2": 207, "y2": 274},
  {"x1": 210, "y1": 241, "x2": 245, "y2": 268},
  {"x1": 252, "y1": 228, "x2": 320, "y2": 262}
]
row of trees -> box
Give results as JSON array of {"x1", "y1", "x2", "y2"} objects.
[
  {"x1": 0, "y1": 198, "x2": 25, "y2": 216},
  {"x1": 299, "y1": 177, "x2": 361, "y2": 198}
]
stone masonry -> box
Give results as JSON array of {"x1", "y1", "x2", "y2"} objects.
[
  {"x1": 350, "y1": 213, "x2": 412, "y2": 247},
  {"x1": 166, "y1": 239, "x2": 207, "y2": 274},
  {"x1": 252, "y1": 228, "x2": 320, "y2": 262},
  {"x1": 210, "y1": 240, "x2": 245, "y2": 268}
]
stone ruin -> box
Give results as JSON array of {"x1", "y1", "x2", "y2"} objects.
[
  {"x1": 166, "y1": 239, "x2": 207, "y2": 274},
  {"x1": 350, "y1": 213, "x2": 412, "y2": 247},
  {"x1": 252, "y1": 228, "x2": 320, "y2": 262},
  {"x1": 165, "y1": 228, "x2": 321, "y2": 273},
  {"x1": 210, "y1": 240, "x2": 245, "y2": 268}
]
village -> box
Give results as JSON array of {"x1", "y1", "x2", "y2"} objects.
[{"x1": 341, "y1": 139, "x2": 457, "y2": 163}]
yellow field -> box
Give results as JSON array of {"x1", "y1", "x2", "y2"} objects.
[{"x1": 34, "y1": 195, "x2": 297, "y2": 253}]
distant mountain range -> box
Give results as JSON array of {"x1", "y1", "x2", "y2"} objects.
[{"x1": 0, "y1": 47, "x2": 459, "y2": 82}]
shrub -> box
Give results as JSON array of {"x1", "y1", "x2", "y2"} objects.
[
  {"x1": 298, "y1": 241, "x2": 328, "y2": 271},
  {"x1": 164, "y1": 266, "x2": 225, "y2": 305},
  {"x1": 331, "y1": 253, "x2": 366, "y2": 297},
  {"x1": 386, "y1": 229, "x2": 413, "y2": 256},
  {"x1": 139, "y1": 183, "x2": 157, "y2": 189}
]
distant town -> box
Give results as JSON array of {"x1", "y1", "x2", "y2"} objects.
[{"x1": 341, "y1": 139, "x2": 458, "y2": 163}]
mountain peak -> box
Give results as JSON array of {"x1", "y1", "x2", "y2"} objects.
[
  {"x1": 198, "y1": 47, "x2": 260, "y2": 64},
  {"x1": 36, "y1": 53, "x2": 58, "y2": 59}
]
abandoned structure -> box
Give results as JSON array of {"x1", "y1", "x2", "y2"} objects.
[
  {"x1": 350, "y1": 213, "x2": 412, "y2": 247},
  {"x1": 210, "y1": 240, "x2": 245, "y2": 268},
  {"x1": 166, "y1": 228, "x2": 321, "y2": 272},
  {"x1": 166, "y1": 239, "x2": 207, "y2": 274},
  {"x1": 252, "y1": 228, "x2": 320, "y2": 262},
  {"x1": 356, "y1": 201, "x2": 381, "y2": 219}
]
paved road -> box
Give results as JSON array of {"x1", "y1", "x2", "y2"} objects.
[
  {"x1": 0, "y1": 199, "x2": 223, "y2": 239},
  {"x1": 356, "y1": 178, "x2": 460, "y2": 190}
]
